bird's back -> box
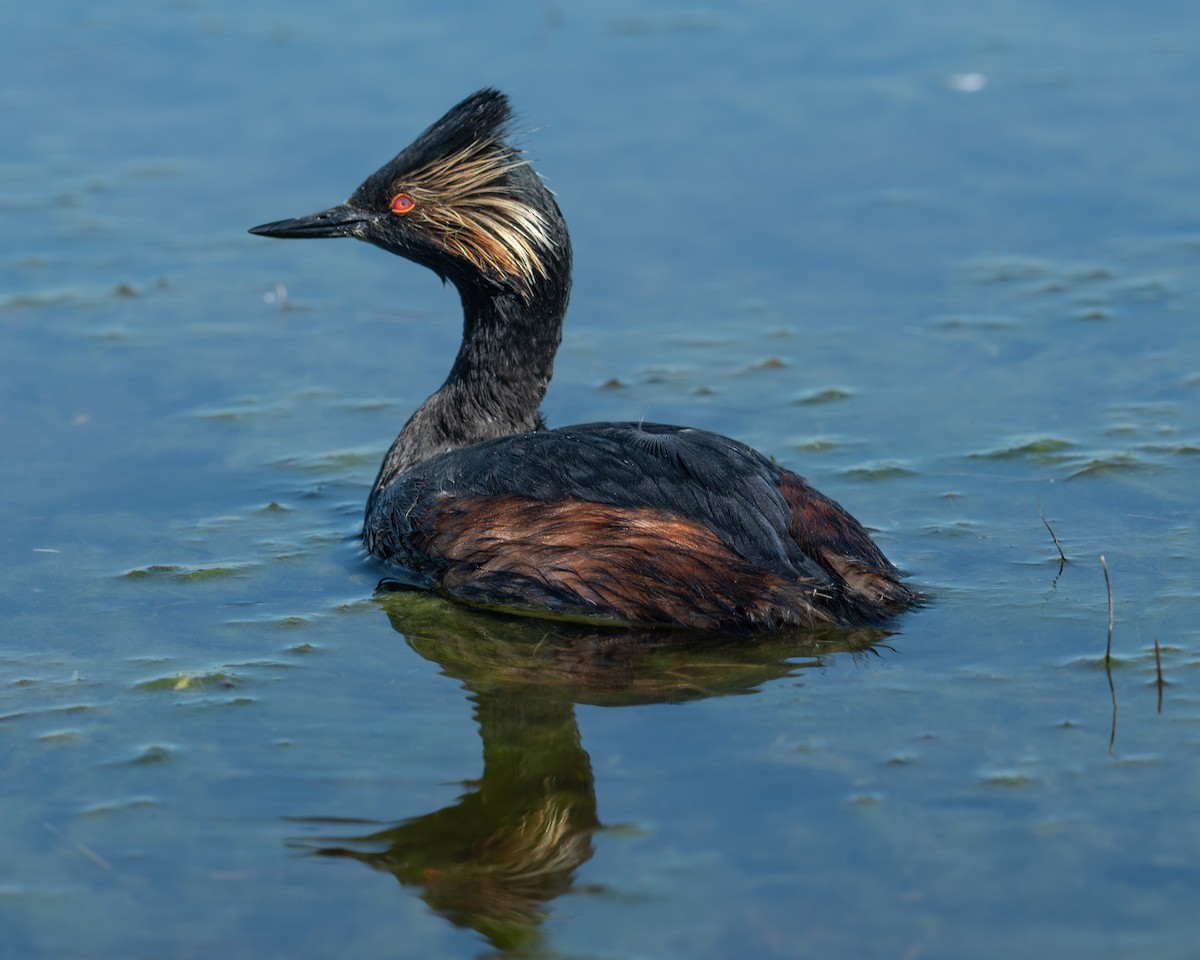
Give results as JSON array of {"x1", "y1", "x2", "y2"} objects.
[{"x1": 365, "y1": 422, "x2": 913, "y2": 630}]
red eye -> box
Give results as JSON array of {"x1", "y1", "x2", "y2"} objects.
[{"x1": 390, "y1": 193, "x2": 415, "y2": 215}]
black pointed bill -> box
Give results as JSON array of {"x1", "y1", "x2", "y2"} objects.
[{"x1": 248, "y1": 203, "x2": 371, "y2": 240}]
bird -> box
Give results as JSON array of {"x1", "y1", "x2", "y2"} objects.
[{"x1": 249, "y1": 89, "x2": 916, "y2": 632}]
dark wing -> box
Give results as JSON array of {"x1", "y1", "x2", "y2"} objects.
[{"x1": 365, "y1": 422, "x2": 909, "y2": 628}]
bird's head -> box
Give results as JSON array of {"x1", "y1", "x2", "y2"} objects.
[{"x1": 250, "y1": 89, "x2": 569, "y2": 302}]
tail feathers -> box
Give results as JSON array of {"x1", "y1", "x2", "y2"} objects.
[{"x1": 820, "y1": 550, "x2": 918, "y2": 619}]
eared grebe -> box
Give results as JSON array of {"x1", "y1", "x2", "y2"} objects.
[{"x1": 250, "y1": 89, "x2": 915, "y2": 630}]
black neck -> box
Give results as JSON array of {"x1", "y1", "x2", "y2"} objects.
[{"x1": 367, "y1": 275, "x2": 568, "y2": 512}]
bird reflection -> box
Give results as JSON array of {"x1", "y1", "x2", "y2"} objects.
[{"x1": 289, "y1": 592, "x2": 891, "y2": 954}]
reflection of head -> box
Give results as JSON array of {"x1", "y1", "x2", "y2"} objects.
[
  {"x1": 298, "y1": 675, "x2": 598, "y2": 953},
  {"x1": 421, "y1": 792, "x2": 593, "y2": 947}
]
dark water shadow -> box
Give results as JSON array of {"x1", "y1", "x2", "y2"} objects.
[{"x1": 288, "y1": 593, "x2": 894, "y2": 955}]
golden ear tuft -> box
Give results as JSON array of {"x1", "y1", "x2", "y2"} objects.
[{"x1": 397, "y1": 137, "x2": 553, "y2": 297}]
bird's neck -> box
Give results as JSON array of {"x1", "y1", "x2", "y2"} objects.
[{"x1": 367, "y1": 280, "x2": 567, "y2": 508}]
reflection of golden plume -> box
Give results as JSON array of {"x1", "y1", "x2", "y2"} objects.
[
  {"x1": 297, "y1": 675, "x2": 599, "y2": 954},
  {"x1": 422, "y1": 793, "x2": 593, "y2": 938},
  {"x1": 401, "y1": 138, "x2": 552, "y2": 294}
]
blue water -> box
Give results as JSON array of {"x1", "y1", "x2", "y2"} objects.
[{"x1": 3, "y1": 2, "x2": 1199, "y2": 957}]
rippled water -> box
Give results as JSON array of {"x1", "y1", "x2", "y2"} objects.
[{"x1": 3, "y1": 2, "x2": 1199, "y2": 958}]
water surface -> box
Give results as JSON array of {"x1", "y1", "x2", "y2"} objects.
[{"x1": 2, "y1": 2, "x2": 1199, "y2": 958}]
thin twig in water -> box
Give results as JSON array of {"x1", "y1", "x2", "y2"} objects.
[
  {"x1": 1106, "y1": 660, "x2": 1118, "y2": 754},
  {"x1": 1155, "y1": 637, "x2": 1164, "y2": 715},
  {"x1": 41, "y1": 819, "x2": 113, "y2": 871},
  {"x1": 1100, "y1": 555, "x2": 1113, "y2": 666},
  {"x1": 1037, "y1": 499, "x2": 1066, "y2": 564},
  {"x1": 1100, "y1": 554, "x2": 1116, "y2": 753}
]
